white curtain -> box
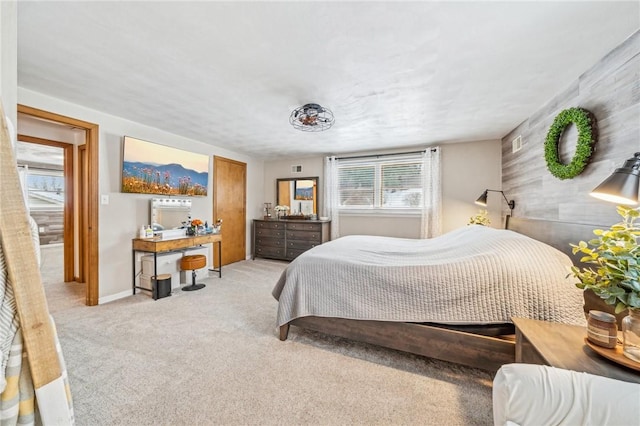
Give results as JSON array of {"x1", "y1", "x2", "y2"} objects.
[
  {"x1": 420, "y1": 148, "x2": 442, "y2": 239},
  {"x1": 323, "y1": 156, "x2": 340, "y2": 240}
]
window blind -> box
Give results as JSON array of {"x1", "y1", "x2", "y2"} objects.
[{"x1": 337, "y1": 152, "x2": 425, "y2": 210}]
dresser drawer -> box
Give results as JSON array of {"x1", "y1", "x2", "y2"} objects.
[
  {"x1": 286, "y1": 248, "x2": 308, "y2": 260},
  {"x1": 255, "y1": 221, "x2": 285, "y2": 230},
  {"x1": 255, "y1": 246, "x2": 285, "y2": 258},
  {"x1": 286, "y1": 222, "x2": 322, "y2": 232},
  {"x1": 287, "y1": 240, "x2": 320, "y2": 250},
  {"x1": 287, "y1": 230, "x2": 321, "y2": 242},
  {"x1": 256, "y1": 237, "x2": 284, "y2": 248},
  {"x1": 255, "y1": 228, "x2": 284, "y2": 238}
]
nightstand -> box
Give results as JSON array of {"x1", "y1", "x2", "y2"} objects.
[{"x1": 512, "y1": 317, "x2": 640, "y2": 384}]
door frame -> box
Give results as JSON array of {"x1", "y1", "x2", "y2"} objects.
[
  {"x1": 18, "y1": 104, "x2": 100, "y2": 306},
  {"x1": 77, "y1": 144, "x2": 86, "y2": 283},
  {"x1": 16, "y1": 134, "x2": 74, "y2": 283}
]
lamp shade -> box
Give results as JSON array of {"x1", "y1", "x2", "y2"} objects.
[
  {"x1": 475, "y1": 190, "x2": 488, "y2": 207},
  {"x1": 590, "y1": 153, "x2": 640, "y2": 205}
]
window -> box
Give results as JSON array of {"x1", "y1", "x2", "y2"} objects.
[{"x1": 337, "y1": 154, "x2": 424, "y2": 210}]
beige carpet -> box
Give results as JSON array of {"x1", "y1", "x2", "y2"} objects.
[{"x1": 42, "y1": 255, "x2": 494, "y2": 425}]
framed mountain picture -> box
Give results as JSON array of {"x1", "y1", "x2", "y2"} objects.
[{"x1": 121, "y1": 136, "x2": 209, "y2": 196}]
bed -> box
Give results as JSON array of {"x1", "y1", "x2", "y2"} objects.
[{"x1": 272, "y1": 217, "x2": 604, "y2": 371}]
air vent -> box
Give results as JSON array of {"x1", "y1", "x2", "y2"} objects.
[
  {"x1": 512, "y1": 135, "x2": 523, "y2": 153},
  {"x1": 291, "y1": 165, "x2": 302, "y2": 173}
]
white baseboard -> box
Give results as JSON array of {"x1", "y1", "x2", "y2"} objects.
[{"x1": 98, "y1": 289, "x2": 132, "y2": 305}]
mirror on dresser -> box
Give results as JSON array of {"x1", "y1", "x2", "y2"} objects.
[
  {"x1": 276, "y1": 176, "x2": 319, "y2": 216},
  {"x1": 150, "y1": 198, "x2": 191, "y2": 232}
]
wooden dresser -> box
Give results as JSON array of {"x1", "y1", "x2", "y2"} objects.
[{"x1": 252, "y1": 219, "x2": 331, "y2": 261}]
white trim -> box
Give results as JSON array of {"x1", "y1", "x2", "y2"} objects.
[{"x1": 98, "y1": 289, "x2": 132, "y2": 304}]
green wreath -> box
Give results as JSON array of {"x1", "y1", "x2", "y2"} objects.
[{"x1": 544, "y1": 107, "x2": 597, "y2": 180}]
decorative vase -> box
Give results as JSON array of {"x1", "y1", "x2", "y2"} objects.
[{"x1": 622, "y1": 308, "x2": 640, "y2": 362}]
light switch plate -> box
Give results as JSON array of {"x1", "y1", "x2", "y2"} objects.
[{"x1": 101, "y1": 194, "x2": 109, "y2": 205}]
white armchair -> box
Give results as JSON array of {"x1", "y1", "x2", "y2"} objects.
[{"x1": 493, "y1": 363, "x2": 640, "y2": 426}]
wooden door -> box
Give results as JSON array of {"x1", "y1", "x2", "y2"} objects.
[{"x1": 213, "y1": 156, "x2": 246, "y2": 266}]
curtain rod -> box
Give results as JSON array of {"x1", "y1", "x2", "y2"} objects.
[{"x1": 333, "y1": 147, "x2": 437, "y2": 161}]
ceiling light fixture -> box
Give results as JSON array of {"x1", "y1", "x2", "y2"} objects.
[{"x1": 289, "y1": 103, "x2": 334, "y2": 132}]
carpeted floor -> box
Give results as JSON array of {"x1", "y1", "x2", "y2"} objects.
[{"x1": 42, "y1": 251, "x2": 494, "y2": 425}]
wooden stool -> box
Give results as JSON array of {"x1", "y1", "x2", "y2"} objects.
[{"x1": 181, "y1": 254, "x2": 206, "y2": 291}]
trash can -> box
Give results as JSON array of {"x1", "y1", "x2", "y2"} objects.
[{"x1": 153, "y1": 273, "x2": 172, "y2": 300}]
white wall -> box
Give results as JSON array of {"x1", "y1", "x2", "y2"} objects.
[
  {"x1": 0, "y1": 0, "x2": 17, "y2": 130},
  {"x1": 263, "y1": 140, "x2": 502, "y2": 238},
  {"x1": 441, "y1": 140, "x2": 503, "y2": 231},
  {"x1": 19, "y1": 88, "x2": 264, "y2": 303},
  {"x1": 18, "y1": 113, "x2": 86, "y2": 143}
]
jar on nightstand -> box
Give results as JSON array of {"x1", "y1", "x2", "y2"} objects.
[{"x1": 587, "y1": 310, "x2": 617, "y2": 349}]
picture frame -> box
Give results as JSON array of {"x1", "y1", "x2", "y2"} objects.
[
  {"x1": 121, "y1": 136, "x2": 209, "y2": 196},
  {"x1": 294, "y1": 179, "x2": 315, "y2": 200}
]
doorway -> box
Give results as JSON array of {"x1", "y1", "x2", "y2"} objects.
[
  {"x1": 18, "y1": 105, "x2": 100, "y2": 306},
  {"x1": 213, "y1": 156, "x2": 246, "y2": 266},
  {"x1": 15, "y1": 136, "x2": 74, "y2": 284}
]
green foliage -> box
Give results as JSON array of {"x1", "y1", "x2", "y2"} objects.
[
  {"x1": 468, "y1": 209, "x2": 490, "y2": 226},
  {"x1": 544, "y1": 107, "x2": 597, "y2": 180},
  {"x1": 571, "y1": 206, "x2": 640, "y2": 313}
]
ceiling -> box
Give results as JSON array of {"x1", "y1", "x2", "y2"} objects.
[{"x1": 17, "y1": 1, "x2": 639, "y2": 159}]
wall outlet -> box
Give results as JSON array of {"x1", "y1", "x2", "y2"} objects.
[
  {"x1": 512, "y1": 135, "x2": 523, "y2": 153},
  {"x1": 291, "y1": 165, "x2": 302, "y2": 173}
]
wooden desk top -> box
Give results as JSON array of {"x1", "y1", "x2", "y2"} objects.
[
  {"x1": 132, "y1": 233, "x2": 222, "y2": 253},
  {"x1": 513, "y1": 317, "x2": 640, "y2": 384}
]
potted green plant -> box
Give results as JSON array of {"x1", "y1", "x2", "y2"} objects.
[{"x1": 571, "y1": 205, "x2": 640, "y2": 362}]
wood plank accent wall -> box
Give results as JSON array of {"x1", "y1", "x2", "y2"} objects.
[{"x1": 502, "y1": 30, "x2": 640, "y2": 226}]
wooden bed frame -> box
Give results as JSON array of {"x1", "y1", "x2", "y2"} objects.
[{"x1": 278, "y1": 216, "x2": 606, "y2": 372}]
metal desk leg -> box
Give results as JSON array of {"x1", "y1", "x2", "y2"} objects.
[
  {"x1": 132, "y1": 250, "x2": 136, "y2": 295},
  {"x1": 208, "y1": 240, "x2": 222, "y2": 278},
  {"x1": 153, "y1": 252, "x2": 158, "y2": 300}
]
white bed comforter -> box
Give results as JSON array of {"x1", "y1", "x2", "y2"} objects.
[{"x1": 272, "y1": 225, "x2": 586, "y2": 327}]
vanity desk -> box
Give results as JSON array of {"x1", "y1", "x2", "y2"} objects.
[{"x1": 132, "y1": 233, "x2": 222, "y2": 299}]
